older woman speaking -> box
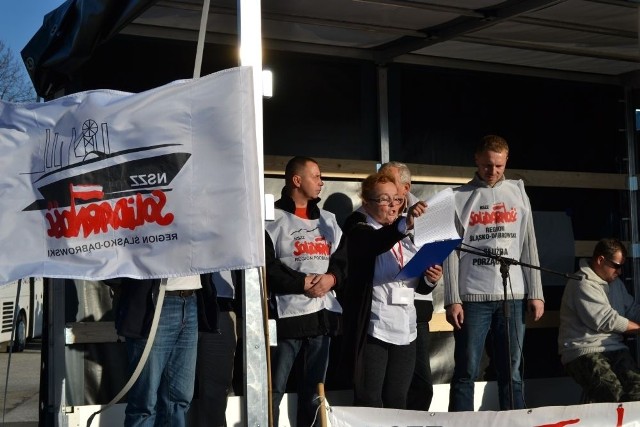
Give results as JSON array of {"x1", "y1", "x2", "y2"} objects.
[{"x1": 340, "y1": 171, "x2": 441, "y2": 409}]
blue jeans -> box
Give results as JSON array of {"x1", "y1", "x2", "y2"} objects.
[
  {"x1": 449, "y1": 300, "x2": 526, "y2": 411},
  {"x1": 125, "y1": 293, "x2": 198, "y2": 427},
  {"x1": 271, "y1": 335, "x2": 330, "y2": 426}
]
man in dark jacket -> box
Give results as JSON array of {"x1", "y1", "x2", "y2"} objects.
[{"x1": 265, "y1": 156, "x2": 347, "y2": 426}]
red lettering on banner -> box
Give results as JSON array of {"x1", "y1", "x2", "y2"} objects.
[
  {"x1": 469, "y1": 202, "x2": 517, "y2": 226},
  {"x1": 536, "y1": 405, "x2": 624, "y2": 427},
  {"x1": 617, "y1": 405, "x2": 624, "y2": 427},
  {"x1": 535, "y1": 419, "x2": 580, "y2": 427},
  {"x1": 45, "y1": 185, "x2": 174, "y2": 239},
  {"x1": 293, "y1": 236, "x2": 331, "y2": 256}
]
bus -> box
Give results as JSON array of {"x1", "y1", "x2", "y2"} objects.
[{"x1": 0, "y1": 277, "x2": 44, "y2": 352}]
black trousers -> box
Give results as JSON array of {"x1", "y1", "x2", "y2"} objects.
[
  {"x1": 355, "y1": 334, "x2": 416, "y2": 409},
  {"x1": 407, "y1": 300, "x2": 434, "y2": 410}
]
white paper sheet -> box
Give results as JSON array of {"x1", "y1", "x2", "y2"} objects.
[{"x1": 412, "y1": 187, "x2": 460, "y2": 247}]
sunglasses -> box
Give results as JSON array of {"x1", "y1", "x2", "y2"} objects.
[{"x1": 604, "y1": 258, "x2": 624, "y2": 270}]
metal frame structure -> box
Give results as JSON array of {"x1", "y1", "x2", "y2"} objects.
[{"x1": 27, "y1": 0, "x2": 640, "y2": 425}]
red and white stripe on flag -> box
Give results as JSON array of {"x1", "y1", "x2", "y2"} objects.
[{"x1": 70, "y1": 184, "x2": 104, "y2": 201}]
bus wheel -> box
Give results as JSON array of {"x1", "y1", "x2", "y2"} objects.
[{"x1": 12, "y1": 312, "x2": 26, "y2": 353}]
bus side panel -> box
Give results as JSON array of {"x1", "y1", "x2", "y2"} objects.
[
  {"x1": 0, "y1": 278, "x2": 45, "y2": 345},
  {"x1": 0, "y1": 280, "x2": 21, "y2": 345},
  {"x1": 29, "y1": 278, "x2": 44, "y2": 339}
]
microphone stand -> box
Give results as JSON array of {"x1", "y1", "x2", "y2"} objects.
[{"x1": 456, "y1": 244, "x2": 581, "y2": 410}]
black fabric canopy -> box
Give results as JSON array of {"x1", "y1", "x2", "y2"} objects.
[
  {"x1": 21, "y1": 0, "x2": 158, "y2": 98},
  {"x1": 21, "y1": 0, "x2": 640, "y2": 99}
]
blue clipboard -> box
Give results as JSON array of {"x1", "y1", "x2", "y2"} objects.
[{"x1": 395, "y1": 238, "x2": 462, "y2": 280}]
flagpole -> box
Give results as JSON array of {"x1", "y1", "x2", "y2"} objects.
[
  {"x1": 193, "y1": 0, "x2": 211, "y2": 78},
  {"x1": 239, "y1": 1, "x2": 270, "y2": 426}
]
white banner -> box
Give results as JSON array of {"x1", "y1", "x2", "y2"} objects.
[
  {"x1": 328, "y1": 403, "x2": 639, "y2": 427},
  {"x1": 0, "y1": 67, "x2": 264, "y2": 285}
]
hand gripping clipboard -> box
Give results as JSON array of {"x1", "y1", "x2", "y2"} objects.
[{"x1": 395, "y1": 238, "x2": 461, "y2": 280}]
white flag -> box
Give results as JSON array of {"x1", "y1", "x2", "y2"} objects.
[{"x1": 0, "y1": 67, "x2": 264, "y2": 285}]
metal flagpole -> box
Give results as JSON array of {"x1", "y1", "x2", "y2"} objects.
[
  {"x1": 238, "y1": 1, "x2": 270, "y2": 426},
  {"x1": 193, "y1": 0, "x2": 211, "y2": 78}
]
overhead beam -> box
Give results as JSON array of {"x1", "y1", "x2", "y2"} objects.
[
  {"x1": 393, "y1": 52, "x2": 623, "y2": 85},
  {"x1": 157, "y1": 0, "x2": 425, "y2": 37},
  {"x1": 145, "y1": 0, "x2": 635, "y2": 79},
  {"x1": 583, "y1": 0, "x2": 640, "y2": 8},
  {"x1": 264, "y1": 155, "x2": 628, "y2": 189},
  {"x1": 373, "y1": 0, "x2": 568, "y2": 64},
  {"x1": 459, "y1": 34, "x2": 640, "y2": 63},
  {"x1": 158, "y1": 0, "x2": 482, "y2": 18},
  {"x1": 158, "y1": 0, "x2": 636, "y2": 41},
  {"x1": 352, "y1": 0, "x2": 484, "y2": 17},
  {"x1": 259, "y1": 10, "x2": 426, "y2": 38},
  {"x1": 119, "y1": 23, "x2": 624, "y2": 85},
  {"x1": 511, "y1": 16, "x2": 637, "y2": 39}
]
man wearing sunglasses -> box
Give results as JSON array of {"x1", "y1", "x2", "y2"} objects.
[{"x1": 558, "y1": 238, "x2": 640, "y2": 402}]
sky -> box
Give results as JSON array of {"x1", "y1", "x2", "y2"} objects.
[{"x1": 0, "y1": 0, "x2": 66, "y2": 56}]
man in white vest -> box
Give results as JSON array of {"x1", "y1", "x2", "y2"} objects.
[
  {"x1": 265, "y1": 156, "x2": 347, "y2": 426},
  {"x1": 444, "y1": 135, "x2": 545, "y2": 411}
]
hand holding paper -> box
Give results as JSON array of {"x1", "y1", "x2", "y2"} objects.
[
  {"x1": 413, "y1": 188, "x2": 460, "y2": 246},
  {"x1": 406, "y1": 200, "x2": 427, "y2": 230},
  {"x1": 396, "y1": 188, "x2": 462, "y2": 280}
]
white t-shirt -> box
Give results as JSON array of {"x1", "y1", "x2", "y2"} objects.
[{"x1": 165, "y1": 274, "x2": 202, "y2": 291}]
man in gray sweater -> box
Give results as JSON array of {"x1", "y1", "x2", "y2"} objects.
[{"x1": 558, "y1": 238, "x2": 640, "y2": 402}]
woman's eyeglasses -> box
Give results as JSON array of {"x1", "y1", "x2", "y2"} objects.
[{"x1": 367, "y1": 195, "x2": 405, "y2": 206}]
